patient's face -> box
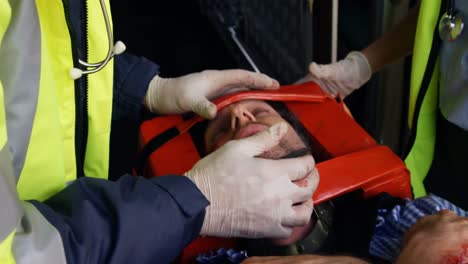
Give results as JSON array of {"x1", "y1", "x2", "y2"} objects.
[
  {"x1": 204, "y1": 99, "x2": 315, "y2": 245},
  {"x1": 204, "y1": 100, "x2": 306, "y2": 156}
]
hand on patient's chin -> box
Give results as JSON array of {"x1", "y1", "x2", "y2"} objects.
[
  {"x1": 270, "y1": 177, "x2": 317, "y2": 246},
  {"x1": 270, "y1": 217, "x2": 315, "y2": 246}
]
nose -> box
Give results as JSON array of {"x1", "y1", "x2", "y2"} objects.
[{"x1": 230, "y1": 103, "x2": 256, "y2": 129}]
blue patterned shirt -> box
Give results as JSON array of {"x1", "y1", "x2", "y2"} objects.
[{"x1": 369, "y1": 195, "x2": 468, "y2": 262}]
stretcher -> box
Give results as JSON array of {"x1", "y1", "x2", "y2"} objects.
[{"x1": 136, "y1": 82, "x2": 412, "y2": 263}]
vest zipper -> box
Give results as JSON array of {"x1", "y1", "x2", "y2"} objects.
[
  {"x1": 78, "y1": 0, "x2": 89, "y2": 178},
  {"x1": 62, "y1": 0, "x2": 88, "y2": 178}
]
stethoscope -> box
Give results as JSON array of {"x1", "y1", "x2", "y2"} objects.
[
  {"x1": 69, "y1": 0, "x2": 464, "y2": 80},
  {"x1": 69, "y1": 0, "x2": 126, "y2": 80},
  {"x1": 439, "y1": 0, "x2": 465, "y2": 41}
]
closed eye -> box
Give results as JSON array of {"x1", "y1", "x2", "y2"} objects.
[
  {"x1": 251, "y1": 108, "x2": 270, "y2": 117},
  {"x1": 212, "y1": 122, "x2": 230, "y2": 143}
]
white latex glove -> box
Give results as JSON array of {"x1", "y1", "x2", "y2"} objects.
[
  {"x1": 296, "y1": 51, "x2": 372, "y2": 99},
  {"x1": 144, "y1": 70, "x2": 280, "y2": 119},
  {"x1": 186, "y1": 122, "x2": 319, "y2": 239}
]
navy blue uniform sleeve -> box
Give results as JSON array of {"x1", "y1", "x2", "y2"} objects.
[
  {"x1": 109, "y1": 53, "x2": 159, "y2": 180},
  {"x1": 29, "y1": 175, "x2": 209, "y2": 264},
  {"x1": 113, "y1": 53, "x2": 159, "y2": 121}
]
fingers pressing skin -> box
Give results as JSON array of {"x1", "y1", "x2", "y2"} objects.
[
  {"x1": 282, "y1": 199, "x2": 314, "y2": 227},
  {"x1": 290, "y1": 168, "x2": 320, "y2": 204},
  {"x1": 262, "y1": 155, "x2": 315, "y2": 182},
  {"x1": 271, "y1": 215, "x2": 316, "y2": 246},
  {"x1": 146, "y1": 70, "x2": 280, "y2": 118},
  {"x1": 192, "y1": 99, "x2": 218, "y2": 119},
  {"x1": 236, "y1": 122, "x2": 288, "y2": 157}
]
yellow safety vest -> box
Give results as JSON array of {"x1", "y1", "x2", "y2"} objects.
[
  {"x1": 0, "y1": 0, "x2": 114, "y2": 262},
  {"x1": 11, "y1": 0, "x2": 114, "y2": 201},
  {"x1": 405, "y1": 0, "x2": 441, "y2": 197}
]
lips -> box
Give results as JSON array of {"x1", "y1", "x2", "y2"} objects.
[{"x1": 234, "y1": 123, "x2": 269, "y2": 139}]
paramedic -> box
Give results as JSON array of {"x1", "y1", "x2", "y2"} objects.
[
  {"x1": 0, "y1": 1, "x2": 317, "y2": 263},
  {"x1": 300, "y1": 1, "x2": 468, "y2": 208}
]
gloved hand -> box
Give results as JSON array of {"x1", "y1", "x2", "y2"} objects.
[
  {"x1": 186, "y1": 122, "x2": 319, "y2": 239},
  {"x1": 296, "y1": 51, "x2": 372, "y2": 99},
  {"x1": 144, "y1": 70, "x2": 280, "y2": 119}
]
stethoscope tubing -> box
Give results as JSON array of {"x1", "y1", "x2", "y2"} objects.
[{"x1": 70, "y1": 0, "x2": 125, "y2": 79}]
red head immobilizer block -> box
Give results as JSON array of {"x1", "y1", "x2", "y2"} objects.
[{"x1": 136, "y1": 82, "x2": 412, "y2": 263}]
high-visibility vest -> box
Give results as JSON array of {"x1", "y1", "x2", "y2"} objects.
[
  {"x1": 0, "y1": 0, "x2": 114, "y2": 202},
  {"x1": 0, "y1": 0, "x2": 114, "y2": 262},
  {"x1": 404, "y1": 0, "x2": 441, "y2": 197}
]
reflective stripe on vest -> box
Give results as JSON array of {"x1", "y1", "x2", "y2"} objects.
[
  {"x1": 0, "y1": 2, "x2": 18, "y2": 263},
  {"x1": 0, "y1": 0, "x2": 113, "y2": 260},
  {"x1": 405, "y1": 0, "x2": 441, "y2": 198},
  {"x1": 13, "y1": 0, "x2": 75, "y2": 201},
  {"x1": 12, "y1": 0, "x2": 113, "y2": 201},
  {"x1": 0, "y1": 0, "x2": 10, "y2": 148}
]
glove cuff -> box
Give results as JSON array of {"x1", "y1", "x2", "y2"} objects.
[
  {"x1": 144, "y1": 75, "x2": 172, "y2": 113},
  {"x1": 185, "y1": 172, "x2": 214, "y2": 236},
  {"x1": 347, "y1": 51, "x2": 372, "y2": 85}
]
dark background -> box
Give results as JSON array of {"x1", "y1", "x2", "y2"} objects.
[
  {"x1": 109, "y1": 0, "x2": 412, "y2": 177},
  {"x1": 111, "y1": 0, "x2": 379, "y2": 127}
]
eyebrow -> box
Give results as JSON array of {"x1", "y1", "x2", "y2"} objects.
[{"x1": 278, "y1": 147, "x2": 311, "y2": 159}]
